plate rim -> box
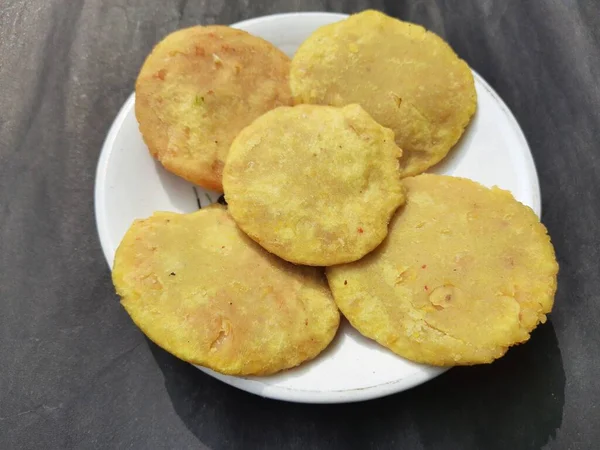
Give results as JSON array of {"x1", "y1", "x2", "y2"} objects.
[{"x1": 94, "y1": 12, "x2": 541, "y2": 404}]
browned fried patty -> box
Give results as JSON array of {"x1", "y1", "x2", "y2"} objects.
[
  {"x1": 112, "y1": 206, "x2": 340, "y2": 375},
  {"x1": 327, "y1": 175, "x2": 558, "y2": 366},
  {"x1": 135, "y1": 25, "x2": 292, "y2": 191},
  {"x1": 291, "y1": 10, "x2": 477, "y2": 177},
  {"x1": 223, "y1": 104, "x2": 405, "y2": 266}
]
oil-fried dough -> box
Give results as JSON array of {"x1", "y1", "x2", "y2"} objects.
[
  {"x1": 291, "y1": 10, "x2": 477, "y2": 177},
  {"x1": 223, "y1": 104, "x2": 405, "y2": 266},
  {"x1": 135, "y1": 26, "x2": 292, "y2": 191},
  {"x1": 112, "y1": 207, "x2": 340, "y2": 375},
  {"x1": 327, "y1": 175, "x2": 558, "y2": 366}
]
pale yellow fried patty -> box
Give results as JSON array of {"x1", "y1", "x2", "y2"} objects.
[
  {"x1": 326, "y1": 175, "x2": 558, "y2": 366},
  {"x1": 223, "y1": 104, "x2": 405, "y2": 266},
  {"x1": 291, "y1": 10, "x2": 477, "y2": 177},
  {"x1": 112, "y1": 207, "x2": 340, "y2": 375},
  {"x1": 135, "y1": 26, "x2": 292, "y2": 191}
]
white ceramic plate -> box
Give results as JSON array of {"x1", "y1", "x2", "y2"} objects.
[{"x1": 95, "y1": 12, "x2": 541, "y2": 403}]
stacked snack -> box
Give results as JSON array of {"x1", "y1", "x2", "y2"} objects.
[
  {"x1": 112, "y1": 10, "x2": 558, "y2": 376},
  {"x1": 113, "y1": 207, "x2": 339, "y2": 375},
  {"x1": 135, "y1": 25, "x2": 292, "y2": 191},
  {"x1": 291, "y1": 10, "x2": 477, "y2": 177},
  {"x1": 327, "y1": 175, "x2": 558, "y2": 366},
  {"x1": 223, "y1": 104, "x2": 406, "y2": 266}
]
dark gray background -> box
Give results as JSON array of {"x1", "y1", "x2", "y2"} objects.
[{"x1": 1, "y1": 1, "x2": 598, "y2": 449}]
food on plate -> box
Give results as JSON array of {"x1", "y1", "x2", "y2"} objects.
[
  {"x1": 223, "y1": 104, "x2": 406, "y2": 266},
  {"x1": 290, "y1": 10, "x2": 477, "y2": 177},
  {"x1": 135, "y1": 25, "x2": 292, "y2": 192},
  {"x1": 326, "y1": 174, "x2": 558, "y2": 366},
  {"x1": 112, "y1": 206, "x2": 340, "y2": 375},
  {"x1": 113, "y1": 11, "x2": 559, "y2": 382}
]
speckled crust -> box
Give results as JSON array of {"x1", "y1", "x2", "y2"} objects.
[
  {"x1": 326, "y1": 175, "x2": 558, "y2": 366},
  {"x1": 290, "y1": 10, "x2": 477, "y2": 177},
  {"x1": 223, "y1": 104, "x2": 406, "y2": 266},
  {"x1": 112, "y1": 206, "x2": 340, "y2": 376},
  {"x1": 135, "y1": 25, "x2": 292, "y2": 192}
]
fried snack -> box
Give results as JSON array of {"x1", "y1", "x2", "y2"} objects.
[
  {"x1": 290, "y1": 10, "x2": 477, "y2": 177},
  {"x1": 112, "y1": 206, "x2": 340, "y2": 375},
  {"x1": 135, "y1": 26, "x2": 292, "y2": 191},
  {"x1": 327, "y1": 175, "x2": 558, "y2": 366},
  {"x1": 223, "y1": 104, "x2": 405, "y2": 266}
]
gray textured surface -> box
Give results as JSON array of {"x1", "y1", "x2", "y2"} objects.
[{"x1": 1, "y1": 1, "x2": 598, "y2": 449}]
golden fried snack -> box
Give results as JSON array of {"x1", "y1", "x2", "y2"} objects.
[
  {"x1": 327, "y1": 175, "x2": 558, "y2": 366},
  {"x1": 291, "y1": 10, "x2": 477, "y2": 177},
  {"x1": 112, "y1": 207, "x2": 340, "y2": 375},
  {"x1": 223, "y1": 104, "x2": 405, "y2": 266},
  {"x1": 135, "y1": 26, "x2": 292, "y2": 191}
]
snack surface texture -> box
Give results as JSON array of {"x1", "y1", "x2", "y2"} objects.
[
  {"x1": 112, "y1": 207, "x2": 340, "y2": 375},
  {"x1": 223, "y1": 104, "x2": 406, "y2": 266},
  {"x1": 290, "y1": 10, "x2": 477, "y2": 177},
  {"x1": 135, "y1": 25, "x2": 292, "y2": 191},
  {"x1": 326, "y1": 174, "x2": 558, "y2": 366}
]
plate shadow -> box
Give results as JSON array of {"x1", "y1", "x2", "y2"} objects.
[{"x1": 148, "y1": 320, "x2": 564, "y2": 450}]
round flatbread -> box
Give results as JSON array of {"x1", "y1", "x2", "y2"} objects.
[
  {"x1": 135, "y1": 25, "x2": 292, "y2": 191},
  {"x1": 291, "y1": 10, "x2": 477, "y2": 177},
  {"x1": 112, "y1": 206, "x2": 340, "y2": 376},
  {"x1": 326, "y1": 175, "x2": 558, "y2": 366},
  {"x1": 223, "y1": 104, "x2": 406, "y2": 266}
]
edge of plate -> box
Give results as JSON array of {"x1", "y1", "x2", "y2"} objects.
[
  {"x1": 470, "y1": 71, "x2": 541, "y2": 216},
  {"x1": 196, "y1": 364, "x2": 447, "y2": 404},
  {"x1": 95, "y1": 93, "x2": 137, "y2": 268}
]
